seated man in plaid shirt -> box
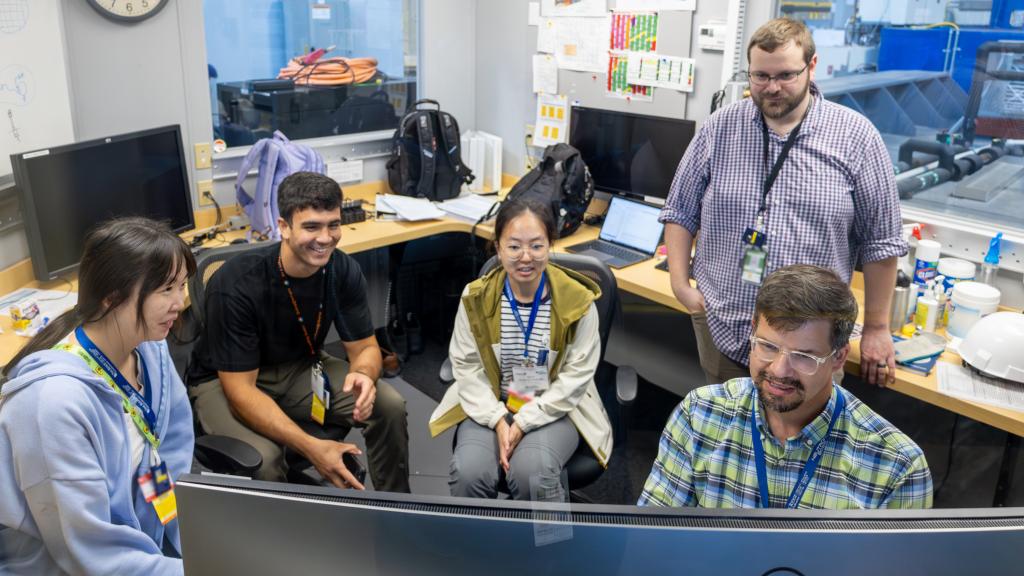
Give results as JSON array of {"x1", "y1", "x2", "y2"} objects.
[{"x1": 639, "y1": 265, "x2": 932, "y2": 509}]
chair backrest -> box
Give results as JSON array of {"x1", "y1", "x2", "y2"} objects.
[
  {"x1": 478, "y1": 252, "x2": 618, "y2": 359},
  {"x1": 188, "y1": 243, "x2": 265, "y2": 328}
]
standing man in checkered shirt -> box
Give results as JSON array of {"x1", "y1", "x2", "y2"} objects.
[{"x1": 661, "y1": 17, "x2": 905, "y2": 388}]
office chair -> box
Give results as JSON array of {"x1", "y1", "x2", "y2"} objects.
[
  {"x1": 187, "y1": 243, "x2": 357, "y2": 485},
  {"x1": 439, "y1": 253, "x2": 637, "y2": 501}
]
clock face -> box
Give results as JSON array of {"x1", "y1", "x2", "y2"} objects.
[{"x1": 86, "y1": 0, "x2": 170, "y2": 23}]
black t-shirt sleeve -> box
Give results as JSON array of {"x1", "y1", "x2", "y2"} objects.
[
  {"x1": 204, "y1": 285, "x2": 263, "y2": 373},
  {"x1": 332, "y1": 254, "x2": 375, "y2": 342}
]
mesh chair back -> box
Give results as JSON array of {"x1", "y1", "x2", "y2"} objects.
[{"x1": 188, "y1": 243, "x2": 265, "y2": 327}]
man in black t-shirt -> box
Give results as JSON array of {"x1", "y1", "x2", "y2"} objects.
[{"x1": 188, "y1": 172, "x2": 409, "y2": 492}]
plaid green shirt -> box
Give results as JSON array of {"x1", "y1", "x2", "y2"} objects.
[{"x1": 639, "y1": 378, "x2": 933, "y2": 509}]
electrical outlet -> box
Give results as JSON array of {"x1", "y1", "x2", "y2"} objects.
[
  {"x1": 194, "y1": 143, "x2": 212, "y2": 169},
  {"x1": 525, "y1": 124, "x2": 535, "y2": 147},
  {"x1": 197, "y1": 179, "x2": 214, "y2": 206}
]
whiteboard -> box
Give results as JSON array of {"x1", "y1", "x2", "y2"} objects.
[{"x1": 0, "y1": 0, "x2": 75, "y2": 177}]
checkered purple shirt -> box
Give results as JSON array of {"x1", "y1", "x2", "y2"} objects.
[{"x1": 660, "y1": 84, "x2": 906, "y2": 366}]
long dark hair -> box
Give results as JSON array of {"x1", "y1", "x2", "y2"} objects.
[{"x1": 3, "y1": 217, "x2": 196, "y2": 379}]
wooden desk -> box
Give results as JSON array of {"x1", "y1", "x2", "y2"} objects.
[{"x1": 3, "y1": 190, "x2": 1023, "y2": 442}]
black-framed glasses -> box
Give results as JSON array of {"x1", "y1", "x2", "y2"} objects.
[
  {"x1": 749, "y1": 336, "x2": 836, "y2": 375},
  {"x1": 746, "y1": 64, "x2": 809, "y2": 87}
]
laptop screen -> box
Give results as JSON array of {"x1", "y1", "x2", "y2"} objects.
[{"x1": 599, "y1": 196, "x2": 664, "y2": 254}]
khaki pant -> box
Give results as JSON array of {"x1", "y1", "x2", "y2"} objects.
[
  {"x1": 191, "y1": 353, "x2": 410, "y2": 492},
  {"x1": 691, "y1": 311, "x2": 750, "y2": 386}
]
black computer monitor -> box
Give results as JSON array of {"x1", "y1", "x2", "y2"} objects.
[
  {"x1": 569, "y1": 106, "x2": 695, "y2": 201},
  {"x1": 177, "y1": 474, "x2": 1024, "y2": 575},
  {"x1": 12, "y1": 125, "x2": 195, "y2": 281}
]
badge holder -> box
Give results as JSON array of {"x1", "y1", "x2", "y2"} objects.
[
  {"x1": 137, "y1": 450, "x2": 178, "y2": 525},
  {"x1": 506, "y1": 350, "x2": 549, "y2": 413},
  {"x1": 311, "y1": 362, "x2": 330, "y2": 426},
  {"x1": 740, "y1": 222, "x2": 768, "y2": 286}
]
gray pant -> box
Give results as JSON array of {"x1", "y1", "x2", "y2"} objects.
[
  {"x1": 449, "y1": 416, "x2": 579, "y2": 501},
  {"x1": 691, "y1": 310, "x2": 751, "y2": 386},
  {"x1": 190, "y1": 353, "x2": 410, "y2": 492}
]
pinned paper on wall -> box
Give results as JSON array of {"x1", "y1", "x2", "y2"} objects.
[
  {"x1": 537, "y1": 19, "x2": 558, "y2": 53},
  {"x1": 528, "y1": 2, "x2": 541, "y2": 25},
  {"x1": 533, "y1": 54, "x2": 559, "y2": 94},
  {"x1": 607, "y1": 54, "x2": 654, "y2": 101},
  {"x1": 540, "y1": 0, "x2": 607, "y2": 17},
  {"x1": 615, "y1": 0, "x2": 695, "y2": 11},
  {"x1": 554, "y1": 16, "x2": 611, "y2": 72},
  {"x1": 610, "y1": 12, "x2": 659, "y2": 52},
  {"x1": 626, "y1": 53, "x2": 695, "y2": 92},
  {"x1": 534, "y1": 94, "x2": 569, "y2": 147}
]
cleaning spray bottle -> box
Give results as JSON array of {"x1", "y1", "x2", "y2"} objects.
[{"x1": 980, "y1": 232, "x2": 1002, "y2": 287}]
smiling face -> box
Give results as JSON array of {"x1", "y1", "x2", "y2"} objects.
[
  {"x1": 278, "y1": 207, "x2": 343, "y2": 276},
  {"x1": 749, "y1": 40, "x2": 815, "y2": 122},
  {"x1": 749, "y1": 315, "x2": 845, "y2": 416},
  {"x1": 496, "y1": 210, "x2": 551, "y2": 290},
  {"x1": 107, "y1": 259, "x2": 189, "y2": 344}
]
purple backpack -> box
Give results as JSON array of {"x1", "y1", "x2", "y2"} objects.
[{"x1": 235, "y1": 130, "x2": 326, "y2": 240}]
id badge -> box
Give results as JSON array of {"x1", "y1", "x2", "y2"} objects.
[
  {"x1": 507, "y1": 365, "x2": 549, "y2": 413},
  {"x1": 741, "y1": 245, "x2": 768, "y2": 285},
  {"x1": 151, "y1": 489, "x2": 178, "y2": 525},
  {"x1": 311, "y1": 362, "x2": 330, "y2": 426}
]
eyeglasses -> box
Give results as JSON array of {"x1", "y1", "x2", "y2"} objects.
[
  {"x1": 747, "y1": 64, "x2": 808, "y2": 87},
  {"x1": 501, "y1": 242, "x2": 550, "y2": 260},
  {"x1": 749, "y1": 336, "x2": 836, "y2": 376}
]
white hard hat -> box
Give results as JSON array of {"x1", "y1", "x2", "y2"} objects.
[{"x1": 959, "y1": 312, "x2": 1024, "y2": 384}]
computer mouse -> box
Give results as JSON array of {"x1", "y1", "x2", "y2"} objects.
[{"x1": 230, "y1": 238, "x2": 249, "y2": 245}]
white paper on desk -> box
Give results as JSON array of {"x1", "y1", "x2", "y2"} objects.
[
  {"x1": 541, "y1": 0, "x2": 607, "y2": 17},
  {"x1": 554, "y1": 16, "x2": 611, "y2": 73},
  {"x1": 326, "y1": 159, "x2": 363, "y2": 183},
  {"x1": 937, "y1": 362, "x2": 1024, "y2": 412},
  {"x1": 616, "y1": 0, "x2": 695, "y2": 11},
  {"x1": 533, "y1": 94, "x2": 570, "y2": 147},
  {"x1": 528, "y1": 2, "x2": 541, "y2": 25},
  {"x1": 438, "y1": 194, "x2": 499, "y2": 222},
  {"x1": 374, "y1": 195, "x2": 445, "y2": 221},
  {"x1": 0, "y1": 287, "x2": 78, "y2": 324},
  {"x1": 533, "y1": 54, "x2": 558, "y2": 94},
  {"x1": 537, "y1": 18, "x2": 558, "y2": 54},
  {"x1": 627, "y1": 53, "x2": 695, "y2": 92}
]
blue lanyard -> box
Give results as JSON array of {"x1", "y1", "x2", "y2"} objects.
[
  {"x1": 750, "y1": 390, "x2": 845, "y2": 509},
  {"x1": 75, "y1": 326, "x2": 156, "y2": 431},
  {"x1": 503, "y1": 273, "x2": 547, "y2": 360}
]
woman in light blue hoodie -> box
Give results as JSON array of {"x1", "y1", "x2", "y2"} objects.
[{"x1": 0, "y1": 217, "x2": 196, "y2": 576}]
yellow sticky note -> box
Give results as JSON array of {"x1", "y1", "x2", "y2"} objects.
[
  {"x1": 551, "y1": 127, "x2": 560, "y2": 140},
  {"x1": 556, "y1": 108, "x2": 564, "y2": 120},
  {"x1": 543, "y1": 125, "x2": 551, "y2": 137},
  {"x1": 564, "y1": 44, "x2": 578, "y2": 56}
]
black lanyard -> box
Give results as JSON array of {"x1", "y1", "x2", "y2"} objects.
[{"x1": 759, "y1": 103, "x2": 811, "y2": 220}]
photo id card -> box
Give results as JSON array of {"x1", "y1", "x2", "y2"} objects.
[{"x1": 311, "y1": 362, "x2": 330, "y2": 426}]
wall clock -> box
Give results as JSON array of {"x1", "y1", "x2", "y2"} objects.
[{"x1": 86, "y1": 0, "x2": 170, "y2": 23}]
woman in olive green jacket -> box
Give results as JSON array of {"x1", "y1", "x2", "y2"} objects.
[{"x1": 429, "y1": 198, "x2": 612, "y2": 501}]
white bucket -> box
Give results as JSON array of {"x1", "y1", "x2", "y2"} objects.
[{"x1": 948, "y1": 281, "x2": 1001, "y2": 338}]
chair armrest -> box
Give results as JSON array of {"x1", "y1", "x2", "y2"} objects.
[
  {"x1": 615, "y1": 365, "x2": 638, "y2": 407},
  {"x1": 439, "y1": 357, "x2": 455, "y2": 385},
  {"x1": 194, "y1": 434, "x2": 263, "y2": 477}
]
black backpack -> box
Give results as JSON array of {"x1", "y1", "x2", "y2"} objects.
[
  {"x1": 386, "y1": 99, "x2": 474, "y2": 201},
  {"x1": 504, "y1": 143, "x2": 594, "y2": 238}
]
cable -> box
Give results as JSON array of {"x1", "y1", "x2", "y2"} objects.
[
  {"x1": 204, "y1": 191, "x2": 223, "y2": 226},
  {"x1": 33, "y1": 275, "x2": 74, "y2": 302},
  {"x1": 933, "y1": 414, "x2": 961, "y2": 498}
]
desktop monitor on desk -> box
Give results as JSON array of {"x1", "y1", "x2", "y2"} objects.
[
  {"x1": 569, "y1": 106, "x2": 696, "y2": 201},
  {"x1": 177, "y1": 474, "x2": 1024, "y2": 575},
  {"x1": 12, "y1": 125, "x2": 195, "y2": 281}
]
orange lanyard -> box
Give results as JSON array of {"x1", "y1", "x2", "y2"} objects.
[{"x1": 277, "y1": 257, "x2": 324, "y2": 357}]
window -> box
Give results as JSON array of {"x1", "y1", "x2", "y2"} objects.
[
  {"x1": 775, "y1": 2, "x2": 1024, "y2": 233},
  {"x1": 204, "y1": 0, "x2": 418, "y2": 148}
]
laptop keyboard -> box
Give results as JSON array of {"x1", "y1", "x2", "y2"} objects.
[{"x1": 578, "y1": 240, "x2": 643, "y2": 261}]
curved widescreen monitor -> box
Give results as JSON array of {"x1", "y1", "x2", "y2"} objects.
[
  {"x1": 569, "y1": 106, "x2": 696, "y2": 201},
  {"x1": 12, "y1": 125, "x2": 195, "y2": 281},
  {"x1": 177, "y1": 474, "x2": 1024, "y2": 575}
]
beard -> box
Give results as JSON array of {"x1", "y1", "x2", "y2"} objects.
[
  {"x1": 755, "y1": 369, "x2": 805, "y2": 413},
  {"x1": 752, "y1": 78, "x2": 810, "y2": 121}
]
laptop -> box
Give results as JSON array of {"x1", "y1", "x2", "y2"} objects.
[{"x1": 565, "y1": 196, "x2": 664, "y2": 268}]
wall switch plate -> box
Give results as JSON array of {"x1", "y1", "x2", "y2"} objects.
[
  {"x1": 194, "y1": 143, "x2": 212, "y2": 169},
  {"x1": 197, "y1": 179, "x2": 214, "y2": 206}
]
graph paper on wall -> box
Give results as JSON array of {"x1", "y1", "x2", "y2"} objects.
[
  {"x1": 607, "y1": 54, "x2": 654, "y2": 100},
  {"x1": 610, "y1": 12, "x2": 658, "y2": 52}
]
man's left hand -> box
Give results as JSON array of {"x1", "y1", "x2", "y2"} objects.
[
  {"x1": 343, "y1": 371, "x2": 377, "y2": 422},
  {"x1": 860, "y1": 326, "x2": 895, "y2": 387}
]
